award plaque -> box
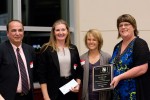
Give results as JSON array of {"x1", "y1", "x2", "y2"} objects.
[{"x1": 92, "y1": 64, "x2": 113, "y2": 91}]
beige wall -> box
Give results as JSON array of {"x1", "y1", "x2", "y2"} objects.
[{"x1": 72, "y1": 0, "x2": 150, "y2": 55}]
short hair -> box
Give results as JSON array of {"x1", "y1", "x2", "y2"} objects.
[
  {"x1": 84, "y1": 29, "x2": 103, "y2": 50},
  {"x1": 6, "y1": 20, "x2": 24, "y2": 31},
  {"x1": 117, "y1": 14, "x2": 139, "y2": 38}
]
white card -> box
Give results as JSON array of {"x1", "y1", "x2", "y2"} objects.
[{"x1": 59, "y1": 79, "x2": 78, "y2": 95}]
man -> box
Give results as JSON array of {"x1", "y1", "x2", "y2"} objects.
[{"x1": 0, "y1": 20, "x2": 35, "y2": 100}]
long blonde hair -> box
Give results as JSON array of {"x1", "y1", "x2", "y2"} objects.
[{"x1": 41, "y1": 19, "x2": 71, "y2": 52}]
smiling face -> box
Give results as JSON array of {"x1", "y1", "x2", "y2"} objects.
[
  {"x1": 118, "y1": 22, "x2": 135, "y2": 39},
  {"x1": 117, "y1": 14, "x2": 139, "y2": 38},
  {"x1": 7, "y1": 21, "x2": 24, "y2": 47},
  {"x1": 54, "y1": 23, "x2": 68, "y2": 43},
  {"x1": 86, "y1": 34, "x2": 99, "y2": 51}
]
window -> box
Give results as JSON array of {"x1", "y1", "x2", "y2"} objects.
[
  {"x1": 0, "y1": 0, "x2": 71, "y2": 82},
  {"x1": 22, "y1": 0, "x2": 62, "y2": 26}
]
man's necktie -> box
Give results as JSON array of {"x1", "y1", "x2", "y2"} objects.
[{"x1": 16, "y1": 48, "x2": 29, "y2": 94}]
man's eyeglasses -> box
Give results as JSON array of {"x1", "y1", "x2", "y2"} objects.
[{"x1": 119, "y1": 23, "x2": 131, "y2": 28}]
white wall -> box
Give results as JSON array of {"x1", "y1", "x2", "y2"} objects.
[{"x1": 72, "y1": 0, "x2": 150, "y2": 55}]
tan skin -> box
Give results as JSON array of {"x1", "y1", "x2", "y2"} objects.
[
  {"x1": 110, "y1": 22, "x2": 148, "y2": 88},
  {"x1": 7, "y1": 21, "x2": 24, "y2": 47}
]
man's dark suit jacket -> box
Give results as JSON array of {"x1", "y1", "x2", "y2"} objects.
[
  {"x1": 38, "y1": 44, "x2": 83, "y2": 100},
  {"x1": 0, "y1": 40, "x2": 35, "y2": 100}
]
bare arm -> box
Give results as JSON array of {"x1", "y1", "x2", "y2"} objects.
[
  {"x1": 40, "y1": 83, "x2": 51, "y2": 100},
  {"x1": 110, "y1": 63, "x2": 148, "y2": 88}
]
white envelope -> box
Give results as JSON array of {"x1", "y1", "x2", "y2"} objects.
[{"x1": 59, "y1": 79, "x2": 78, "y2": 95}]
